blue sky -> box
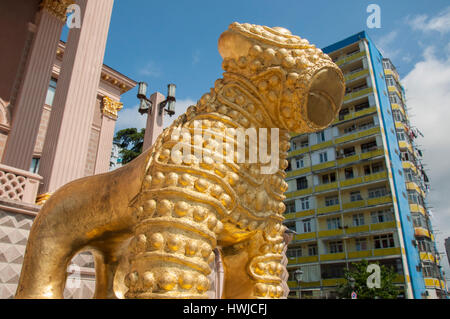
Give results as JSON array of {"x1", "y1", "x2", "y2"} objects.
[{"x1": 85, "y1": 1, "x2": 450, "y2": 283}]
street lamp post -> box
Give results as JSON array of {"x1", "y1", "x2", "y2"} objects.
[
  {"x1": 349, "y1": 277, "x2": 356, "y2": 299},
  {"x1": 294, "y1": 268, "x2": 304, "y2": 300}
]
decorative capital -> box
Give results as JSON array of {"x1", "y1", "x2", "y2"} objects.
[
  {"x1": 40, "y1": 0, "x2": 75, "y2": 22},
  {"x1": 102, "y1": 96, "x2": 123, "y2": 119}
]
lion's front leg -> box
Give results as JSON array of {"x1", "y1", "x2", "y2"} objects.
[
  {"x1": 124, "y1": 197, "x2": 223, "y2": 299},
  {"x1": 221, "y1": 220, "x2": 286, "y2": 299}
]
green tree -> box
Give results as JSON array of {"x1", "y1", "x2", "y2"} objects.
[
  {"x1": 337, "y1": 260, "x2": 401, "y2": 299},
  {"x1": 113, "y1": 128, "x2": 145, "y2": 165}
]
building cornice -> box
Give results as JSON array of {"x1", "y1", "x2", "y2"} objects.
[{"x1": 40, "y1": 0, "x2": 75, "y2": 22}]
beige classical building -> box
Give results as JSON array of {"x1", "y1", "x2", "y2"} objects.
[{"x1": 0, "y1": 0, "x2": 137, "y2": 298}]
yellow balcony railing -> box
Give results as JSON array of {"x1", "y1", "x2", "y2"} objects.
[
  {"x1": 370, "y1": 221, "x2": 396, "y2": 231},
  {"x1": 322, "y1": 278, "x2": 346, "y2": 287},
  {"x1": 294, "y1": 232, "x2": 316, "y2": 241},
  {"x1": 424, "y1": 278, "x2": 446, "y2": 289},
  {"x1": 363, "y1": 171, "x2": 388, "y2": 183},
  {"x1": 345, "y1": 225, "x2": 370, "y2": 234},
  {"x1": 337, "y1": 154, "x2": 360, "y2": 165},
  {"x1": 391, "y1": 103, "x2": 406, "y2": 116},
  {"x1": 312, "y1": 161, "x2": 336, "y2": 171},
  {"x1": 402, "y1": 161, "x2": 418, "y2": 175},
  {"x1": 340, "y1": 177, "x2": 364, "y2": 187},
  {"x1": 348, "y1": 250, "x2": 373, "y2": 259},
  {"x1": 373, "y1": 247, "x2": 401, "y2": 257},
  {"x1": 410, "y1": 204, "x2": 426, "y2": 216},
  {"x1": 311, "y1": 140, "x2": 334, "y2": 152},
  {"x1": 318, "y1": 229, "x2": 344, "y2": 238},
  {"x1": 398, "y1": 140, "x2": 413, "y2": 153},
  {"x1": 287, "y1": 256, "x2": 319, "y2": 265},
  {"x1": 345, "y1": 69, "x2": 369, "y2": 82},
  {"x1": 288, "y1": 147, "x2": 310, "y2": 157},
  {"x1": 342, "y1": 200, "x2": 365, "y2": 210},
  {"x1": 317, "y1": 205, "x2": 340, "y2": 215},
  {"x1": 285, "y1": 209, "x2": 315, "y2": 220},
  {"x1": 315, "y1": 182, "x2": 338, "y2": 193},
  {"x1": 320, "y1": 252, "x2": 346, "y2": 261},
  {"x1": 344, "y1": 87, "x2": 373, "y2": 102},
  {"x1": 336, "y1": 51, "x2": 366, "y2": 66},
  {"x1": 360, "y1": 148, "x2": 384, "y2": 160},
  {"x1": 420, "y1": 252, "x2": 435, "y2": 263},
  {"x1": 415, "y1": 227, "x2": 430, "y2": 238},
  {"x1": 286, "y1": 167, "x2": 311, "y2": 178},
  {"x1": 367, "y1": 195, "x2": 392, "y2": 206},
  {"x1": 286, "y1": 188, "x2": 313, "y2": 199}
]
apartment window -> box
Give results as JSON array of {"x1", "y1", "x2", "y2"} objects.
[
  {"x1": 393, "y1": 110, "x2": 403, "y2": 122},
  {"x1": 412, "y1": 214, "x2": 427, "y2": 228},
  {"x1": 344, "y1": 124, "x2": 356, "y2": 134},
  {"x1": 389, "y1": 93, "x2": 400, "y2": 104},
  {"x1": 296, "y1": 157, "x2": 304, "y2": 169},
  {"x1": 422, "y1": 262, "x2": 437, "y2": 278},
  {"x1": 286, "y1": 201, "x2": 296, "y2": 214},
  {"x1": 350, "y1": 191, "x2": 363, "y2": 202},
  {"x1": 405, "y1": 169, "x2": 414, "y2": 182},
  {"x1": 368, "y1": 187, "x2": 388, "y2": 199},
  {"x1": 300, "y1": 139, "x2": 309, "y2": 148},
  {"x1": 339, "y1": 108, "x2": 350, "y2": 120},
  {"x1": 371, "y1": 210, "x2": 394, "y2": 223},
  {"x1": 322, "y1": 172, "x2": 336, "y2": 184},
  {"x1": 386, "y1": 77, "x2": 395, "y2": 87},
  {"x1": 300, "y1": 197, "x2": 310, "y2": 210},
  {"x1": 361, "y1": 141, "x2": 378, "y2": 153},
  {"x1": 319, "y1": 152, "x2": 328, "y2": 163},
  {"x1": 372, "y1": 162, "x2": 384, "y2": 173},
  {"x1": 317, "y1": 131, "x2": 326, "y2": 143},
  {"x1": 355, "y1": 102, "x2": 370, "y2": 112},
  {"x1": 285, "y1": 222, "x2": 296, "y2": 232},
  {"x1": 287, "y1": 247, "x2": 302, "y2": 258},
  {"x1": 327, "y1": 217, "x2": 341, "y2": 230},
  {"x1": 45, "y1": 78, "x2": 58, "y2": 106},
  {"x1": 325, "y1": 195, "x2": 339, "y2": 207},
  {"x1": 353, "y1": 213, "x2": 365, "y2": 227},
  {"x1": 355, "y1": 238, "x2": 368, "y2": 251},
  {"x1": 308, "y1": 244, "x2": 318, "y2": 256},
  {"x1": 374, "y1": 234, "x2": 395, "y2": 249},
  {"x1": 296, "y1": 177, "x2": 308, "y2": 190},
  {"x1": 303, "y1": 219, "x2": 312, "y2": 233},
  {"x1": 329, "y1": 241, "x2": 344, "y2": 253},
  {"x1": 286, "y1": 161, "x2": 292, "y2": 172},
  {"x1": 408, "y1": 190, "x2": 421, "y2": 205},
  {"x1": 29, "y1": 158, "x2": 40, "y2": 174},
  {"x1": 344, "y1": 167, "x2": 354, "y2": 179},
  {"x1": 343, "y1": 146, "x2": 355, "y2": 157},
  {"x1": 397, "y1": 131, "x2": 407, "y2": 141}
]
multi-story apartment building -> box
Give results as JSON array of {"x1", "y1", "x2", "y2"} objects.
[{"x1": 284, "y1": 31, "x2": 447, "y2": 299}]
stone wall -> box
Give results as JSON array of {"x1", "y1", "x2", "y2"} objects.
[{"x1": 0, "y1": 201, "x2": 95, "y2": 299}]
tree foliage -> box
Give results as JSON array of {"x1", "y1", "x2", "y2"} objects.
[
  {"x1": 337, "y1": 260, "x2": 401, "y2": 299},
  {"x1": 113, "y1": 128, "x2": 145, "y2": 165}
]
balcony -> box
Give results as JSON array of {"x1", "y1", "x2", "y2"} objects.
[
  {"x1": 335, "y1": 50, "x2": 366, "y2": 66},
  {"x1": 345, "y1": 68, "x2": 369, "y2": 83},
  {"x1": 315, "y1": 182, "x2": 338, "y2": 193},
  {"x1": 415, "y1": 227, "x2": 430, "y2": 238},
  {"x1": 294, "y1": 232, "x2": 316, "y2": 241},
  {"x1": 335, "y1": 125, "x2": 380, "y2": 145},
  {"x1": 320, "y1": 252, "x2": 346, "y2": 261},
  {"x1": 285, "y1": 187, "x2": 313, "y2": 199},
  {"x1": 334, "y1": 106, "x2": 378, "y2": 124},
  {"x1": 420, "y1": 252, "x2": 436, "y2": 263},
  {"x1": 318, "y1": 229, "x2": 344, "y2": 238},
  {"x1": 410, "y1": 203, "x2": 426, "y2": 216},
  {"x1": 286, "y1": 166, "x2": 311, "y2": 178},
  {"x1": 317, "y1": 204, "x2": 340, "y2": 215},
  {"x1": 284, "y1": 209, "x2": 315, "y2": 220},
  {"x1": 344, "y1": 87, "x2": 373, "y2": 102},
  {"x1": 424, "y1": 278, "x2": 446, "y2": 289},
  {"x1": 0, "y1": 164, "x2": 42, "y2": 205},
  {"x1": 287, "y1": 255, "x2": 318, "y2": 265},
  {"x1": 336, "y1": 148, "x2": 384, "y2": 166}
]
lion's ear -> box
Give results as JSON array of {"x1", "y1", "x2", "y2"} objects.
[{"x1": 218, "y1": 30, "x2": 253, "y2": 60}]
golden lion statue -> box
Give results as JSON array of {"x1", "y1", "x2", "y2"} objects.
[{"x1": 16, "y1": 22, "x2": 344, "y2": 299}]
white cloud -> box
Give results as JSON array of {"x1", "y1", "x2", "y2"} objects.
[
  {"x1": 407, "y1": 7, "x2": 450, "y2": 34},
  {"x1": 375, "y1": 31, "x2": 401, "y2": 60},
  {"x1": 138, "y1": 61, "x2": 162, "y2": 77},
  {"x1": 402, "y1": 46, "x2": 450, "y2": 282},
  {"x1": 116, "y1": 104, "x2": 147, "y2": 132}
]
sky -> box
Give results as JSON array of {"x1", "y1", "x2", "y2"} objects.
[{"x1": 93, "y1": 0, "x2": 450, "y2": 284}]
